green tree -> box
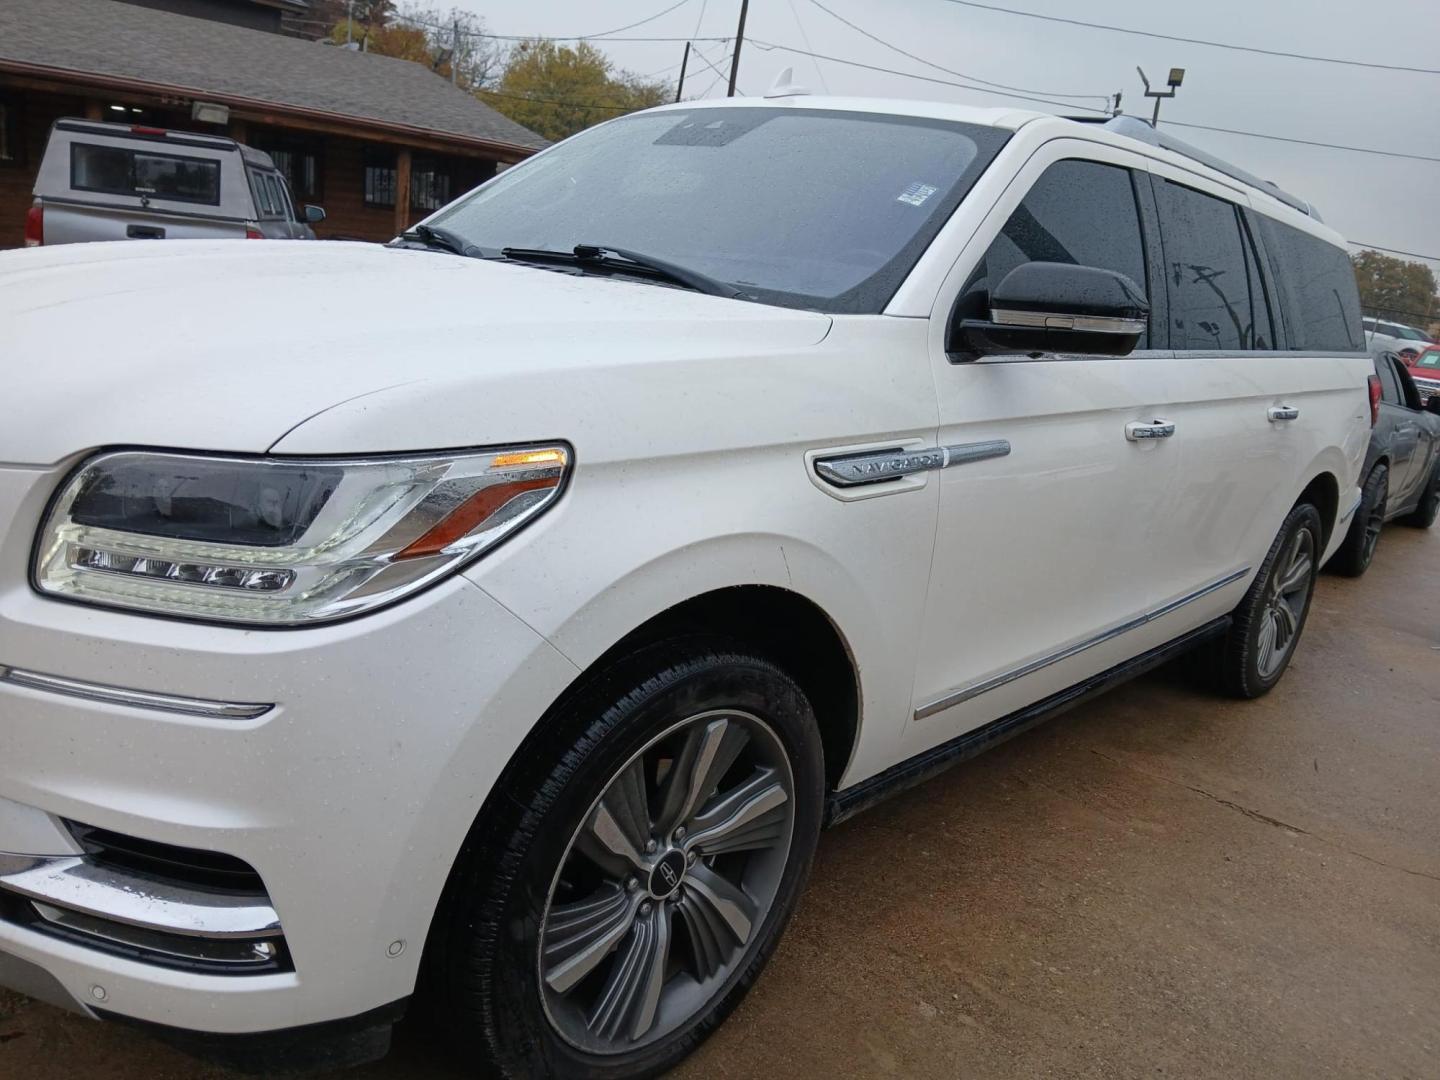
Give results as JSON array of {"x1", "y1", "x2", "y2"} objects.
[
  {"x1": 480, "y1": 40, "x2": 671, "y2": 142},
  {"x1": 1351, "y1": 249, "x2": 1439, "y2": 328}
]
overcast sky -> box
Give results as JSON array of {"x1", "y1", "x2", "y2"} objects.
[{"x1": 448, "y1": 0, "x2": 1439, "y2": 273}]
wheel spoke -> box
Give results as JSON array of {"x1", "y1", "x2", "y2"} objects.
[
  {"x1": 680, "y1": 863, "x2": 757, "y2": 947},
  {"x1": 1278, "y1": 553, "x2": 1312, "y2": 595},
  {"x1": 1256, "y1": 611, "x2": 1277, "y2": 673},
  {"x1": 656, "y1": 716, "x2": 749, "y2": 836},
  {"x1": 1274, "y1": 597, "x2": 1298, "y2": 643},
  {"x1": 587, "y1": 904, "x2": 672, "y2": 1042},
  {"x1": 543, "y1": 885, "x2": 641, "y2": 994},
  {"x1": 577, "y1": 763, "x2": 652, "y2": 876},
  {"x1": 683, "y1": 768, "x2": 789, "y2": 856}
]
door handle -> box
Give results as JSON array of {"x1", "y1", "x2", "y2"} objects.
[
  {"x1": 126, "y1": 225, "x2": 165, "y2": 239},
  {"x1": 1125, "y1": 419, "x2": 1175, "y2": 441},
  {"x1": 1268, "y1": 405, "x2": 1300, "y2": 422}
]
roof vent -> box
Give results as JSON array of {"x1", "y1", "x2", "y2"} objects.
[{"x1": 764, "y1": 67, "x2": 811, "y2": 98}]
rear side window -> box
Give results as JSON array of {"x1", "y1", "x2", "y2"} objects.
[
  {"x1": 958, "y1": 159, "x2": 1150, "y2": 347},
  {"x1": 1153, "y1": 179, "x2": 1274, "y2": 351},
  {"x1": 1375, "y1": 355, "x2": 1403, "y2": 405},
  {"x1": 70, "y1": 143, "x2": 220, "y2": 205},
  {"x1": 248, "y1": 169, "x2": 284, "y2": 218},
  {"x1": 1255, "y1": 217, "x2": 1364, "y2": 351}
]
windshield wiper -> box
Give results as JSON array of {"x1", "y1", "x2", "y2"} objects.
[
  {"x1": 499, "y1": 244, "x2": 741, "y2": 298},
  {"x1": 396, "y1": 223, "x2": 481, "y2": 258}
]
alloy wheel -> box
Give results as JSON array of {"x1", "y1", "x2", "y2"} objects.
[
  {"x1": 538, "y1": 709, "x2": 795, "y2": 1054},
  {"x1": 1257, "y1": 527, "x2": 1314, "y2": 679},
  {"x1": 1361, "y1": 485, "x2": 1386, "y2": 565}
]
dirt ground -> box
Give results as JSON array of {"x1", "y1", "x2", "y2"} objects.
[{"x1": 2, "y1": 526, "x2": 1436, "y2": 1080}]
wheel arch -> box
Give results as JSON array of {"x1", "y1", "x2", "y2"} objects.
[{"x1": 543, "y1": 585, "x2": 862, "y2": 793}]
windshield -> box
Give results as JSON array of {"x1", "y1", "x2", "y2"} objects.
[{"x1": 427, "y1": 107, "x2": 1009, "y2": 313}]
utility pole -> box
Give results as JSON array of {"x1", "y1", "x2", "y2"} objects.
[
  {"x1": 346, "y1": 0, "x2": 353, "y2": 45},
  {"x1": 1136, "y1": 66, "x2": 1185, "y2": 126},
  {"x1": 451, "y1": 17, "x2": 460, "y2": 85},
  {"x1": 727, "y1": 0, "x2": 750, "y2": 97},
  {"x1": 675, "y1": 41, "x2": 691, "y2": 103}
]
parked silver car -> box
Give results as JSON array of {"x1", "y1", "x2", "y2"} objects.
[{"x1": 25, "y1": 119, "x2": 325, "y2": 246}]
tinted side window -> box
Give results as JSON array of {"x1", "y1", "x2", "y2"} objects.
[
  {"x1": 248, "y1": 168, "x2": 277, "y2": 217},
  {"x1": 1255, "y1": 217, "x2": 1364, "y2": 351},
  {"x1": 957, "y1": 159, "x2": 1149, "y2": 347},
  {"x1": 1376, "y1": 355, "x2": 1403, "y2": 405},
  {"x1": 1153, "y1": 179, "x2": 1271, "y2": 351}
]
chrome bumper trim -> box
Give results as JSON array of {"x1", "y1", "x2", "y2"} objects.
[
  {"x1": 915, "y1": 567, "x2": 1251, "y2": 721},
  {"x1": 0, "y1": 665, "x2": 271, "y2": 720},
  {"x1": 0, "y1": 852, "x2": 281, "y2": 939}
]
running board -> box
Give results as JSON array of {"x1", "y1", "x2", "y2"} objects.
[{"x1": 824, "y1": 617, "x2": 1230, "y2": 827}]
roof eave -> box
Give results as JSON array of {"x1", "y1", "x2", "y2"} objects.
[{"x1": 0, "y1": 56, "x2": 543, "y2": 160}]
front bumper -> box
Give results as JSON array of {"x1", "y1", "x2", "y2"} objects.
[{"x1": 0, "y1": 463, "x2": 579, "y2": 1035}]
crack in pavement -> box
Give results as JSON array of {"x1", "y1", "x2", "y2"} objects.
[{"x1": 1088, "y1": 749, "x2": 1440, "y2": 884}]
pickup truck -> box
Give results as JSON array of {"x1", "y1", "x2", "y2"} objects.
[{"x1": 24, "y1": 118, "x2": 324, "y2": 246}]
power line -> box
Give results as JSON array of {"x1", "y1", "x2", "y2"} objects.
[
  {"x1": 1349, "y1": 242, "x2": 1440, "y2": 263},
  {"x1": 936, "y1": 0, "x2": 1440, "y2": 76},
  {"x1": 786, "y1": 0, "x2": 831, "y2": 93},
  {"x1": 806, "y1": 0, "x2": 1108, "y2": 104},
  {"x1": 747, "y1": 39, "x2": 1111, "y2": 112},
  {"x1": 746, "y1": 39, "x2": 1436, "y2": 164},
  {"x1": 584, "y1": 0, "x2": 695, "y2": 40},
  {"x1": 1166, "y1": 120, "x2": 1440, "y2": 164}
]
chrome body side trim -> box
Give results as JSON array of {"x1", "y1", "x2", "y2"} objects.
[
  {"x1": 814, "y1": 439, "x2": 1011, "y2": 487},
  {"x1": 0, "y1": 665, "x2": 271, "y2": 720},
  {"x1": 1338, "y1": 492, "x2": 1364, "y2": 524},
  {"x1": 914, "y1": 567, "x2": 1251, "y2": 721},
  {"x1": 990, "y1": 308, "x2": 1147, "y2": 335},
  {"x1": 0, "y1": 851, "x2": 282, "y2": 939}
]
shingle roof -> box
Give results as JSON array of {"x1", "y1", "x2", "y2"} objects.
[{"x1": 0, "y1": 0, "x2": 548, "y2": 153}]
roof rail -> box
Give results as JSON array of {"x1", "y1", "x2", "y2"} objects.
[{"x1": 1098, "y1": 115, "x2": 1321, "y2": 221}]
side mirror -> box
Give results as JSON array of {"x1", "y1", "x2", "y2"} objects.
[
  {"x1": 1426, "y1": 396, "x2": 1440, "y2": 416},
  {"x1": 303, "y1": 204, "x2": 327, "y2": 225},
  {"x1": 954, "y1": 262, "x2": 1149, "y2": 358}
]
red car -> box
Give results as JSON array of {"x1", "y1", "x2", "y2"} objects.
[{"x1": 1410, "y1": 346, "x2": 1440, "y2": 405}]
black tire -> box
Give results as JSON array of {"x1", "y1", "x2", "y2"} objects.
[
  {"x1": 1212, "y1": 502, "x2": 1323, "y2": 699},
  {"x1": 1330, "y1": 463, "x2": 1388, "y2": 577},
  {"x1": 1400, "y1": 460, "x2": 1440, "y2": 528},
  {"x1": 427, "y1": 640, "x2": 825, "y2": 1080}
]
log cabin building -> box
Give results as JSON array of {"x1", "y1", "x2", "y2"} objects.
[{"x1": 0, "y1": 0, "x2": 547, "y2": 248}]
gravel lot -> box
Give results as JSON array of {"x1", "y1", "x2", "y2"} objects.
[{"x1": 2, "y1": 525, "x2": 1436, "y2": 1080}]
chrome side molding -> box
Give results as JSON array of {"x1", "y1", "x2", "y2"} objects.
[
  {"x1": 0, "y1": 851, "x2": 281, "y2": 939},
  {"x1": 914, "y1": 567, "x2": 1251, "y2": 721},
  {"x1": 0, "y1": 665, "x2": 272, "y2": 720},
  {"x1": 990, "y1": 307, "x2": 1148, "y2": 335},
  {"x1": 815, "y1": 439, "x2": 1011, "y2": 488}
]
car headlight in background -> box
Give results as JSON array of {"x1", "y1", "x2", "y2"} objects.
[{"x1": 33, "y1": 445, "x2": 569, "y2": 625}]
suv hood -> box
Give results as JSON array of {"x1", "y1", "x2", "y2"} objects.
[{"x1": 0, "y1": 241, "x2": 831, "y2": 465}]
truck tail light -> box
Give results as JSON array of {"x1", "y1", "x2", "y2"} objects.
[
  {"x1": 245, "y1": 225, "x2": 264, "y2": 239},
  {"x1": 23, "y1": 205, "x2": 43, "y2": 247},
  {"x1": 1367, "y1": 374, "x2": 1381, "y2": 426}
]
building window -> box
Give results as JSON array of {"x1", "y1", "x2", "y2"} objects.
[
  {"x1": 411, "y1": 158, "x2": 454, "y2": 211},
  {"x1": 253, "y1": 135, "x2": 323, "y2": 202},
  {"x1": 364, "y1": 150, "x2": 396, "y2": 208},
  {"x1": 0, "y1": 100, "x2": 20, "y2": 166}
]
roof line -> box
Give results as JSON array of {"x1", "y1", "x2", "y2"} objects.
[{"x1": 0, "y1": 57, "x2": 542, "y2": 159}]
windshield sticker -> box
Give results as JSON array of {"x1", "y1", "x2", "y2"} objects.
[{"x1": 897, "y1": 182, "x2": 939, "y2": 207}]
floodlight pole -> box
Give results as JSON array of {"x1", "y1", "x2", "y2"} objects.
[{"x1": 1137, "y1": 66, "x2": 1185, "y2": 126}]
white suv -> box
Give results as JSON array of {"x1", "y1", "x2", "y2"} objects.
[{"x1": 0, "y1": 97, "x2": 1370, "y2": 1077}]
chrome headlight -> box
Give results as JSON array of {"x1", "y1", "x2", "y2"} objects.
[{"x1": 34, "y1": 445, "x2": 569, "y2": 625}]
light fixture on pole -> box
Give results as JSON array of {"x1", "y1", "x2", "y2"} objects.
[{"x1": 1136, "y1": 66, "x2": 1185, "y2": 126}]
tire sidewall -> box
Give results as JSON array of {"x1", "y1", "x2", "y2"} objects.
[
  {"x1": 1235, "y1": 504, "x2": 1323, "y2": 695},
  {"x1": 464, "y1": 648, "x2": 825, "y2": 1080}
]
